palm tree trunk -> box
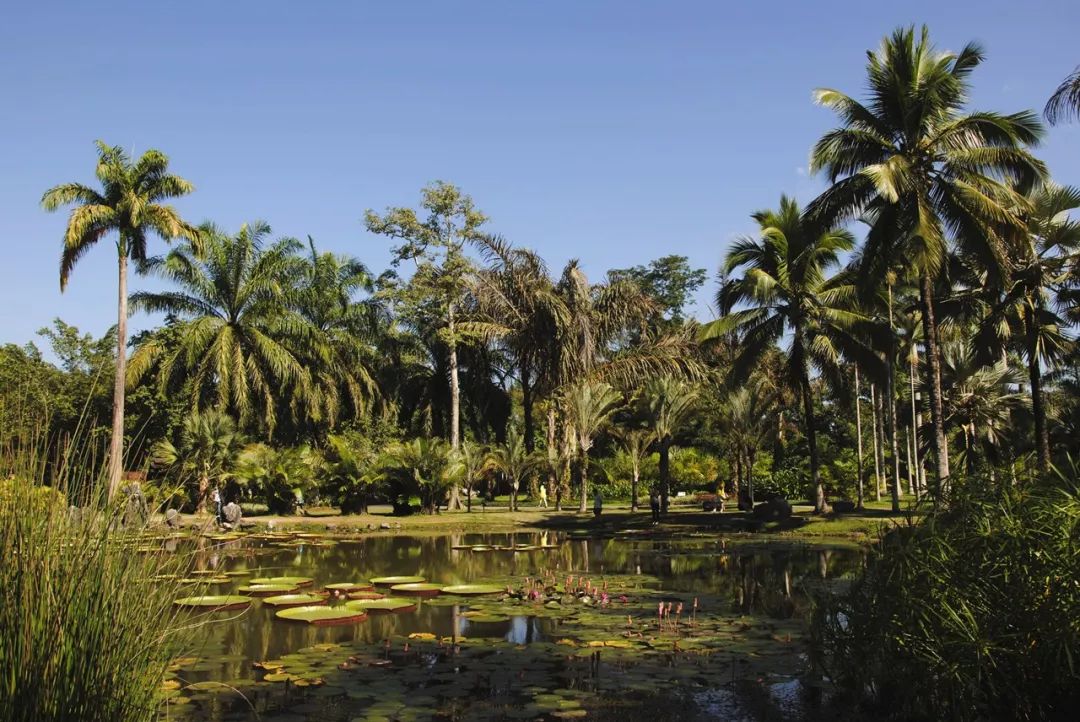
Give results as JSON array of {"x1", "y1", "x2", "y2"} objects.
[
  {"x1": 905, "y1": 425, "x2": 915, "y2": 497},
  {"x1": 747, "y1": 448, "x2": 756, "y2": 509},
  {"x1": 1029, "y1": 344, "x2": 1050, "y2": 475},
  {"x1": 521, "y1": 364, "x2": 535, "y2": 453},
  {"x1": 630, "y1": 456, "x2": 640, "y2": 512},
  {"x1": 919, "y1": 273, "x2": 950, "y2": 500},
  {"x1": 854, "y1": 366, "x2": 865, "y2": 510},
  {"x1": 885, "y1": 286, "x2": 902, "y2": 512},
  {"x1": 448, "y1": 302, "x2": 460, "y2": 450},
  {"x1": 910, "y1": 344, "x2": 924, "y2": 497},
  {"x1": 108, "y1": 250, "x2": 129, "y2": 501},
  {"x1": 547, "y1": 405, "x2": 558, "y2": 510},
  {"x1": 733, "y1": 452, "x2": 742, "y2": 503},
  {"x1": 871, "y1": 383, "x2": 883, "y2": 502},
  {"x1": 659, "y1": 439, "x2": 671, "y2": 514},
  {"x1": 801, "y1": 374, "x2": 826, "y2": 514},
  {"x1": 578, "y1": 451, "x2": 588, "y2": 513}
]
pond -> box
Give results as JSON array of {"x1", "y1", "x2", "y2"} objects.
[{"x1": 162, "y1": 530, "x2": 864, "y2": 721}]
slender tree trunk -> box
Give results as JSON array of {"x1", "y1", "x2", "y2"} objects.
[
  {"x1": 871, "y1": 383, "x2": 883, "y2": 502},
  {"x1": 747, "y1": 449, "x2": 756, "y2": 508},
  {"x1": 659, "y1": 439, "x2": 671, "y2": 514},
  {"x1": 905, "y1": 425, "x2": 915, "y2": 497},
  {"x1": 733, "y1": 452, "x2": 742, "y2": 503},
  {"x1": 547, "y1": 405, "x2": 558, "y2": 510},
  {"x1": 448, "y1": 302, "x2": 460, "y2": 450},
  {"x1": 1029, "y1": 344, "x2": 1050, "y2": 475},
  {"x1": 521, "y1": 365, "x2": 535, "y2": 453},
  {"x1": 108, "y1": 250, "x2": 129, "y2": 501},
  {"x1": 910, "y1": 344, "x2": 924, "y2": 498},
  {"x1": 919, "y1": 273, "x2": 950, "y2": 500},
  {"x1": 886, "y1": 286, "x2": 902, "y2": 512},
  {"x1": 854, "y1": 366, "x2": 865, "y2": 510},
  {"x1": 578, "y1": 450, "x2": 588, "y2": 513},
  {"x1": 630, "y1": 456, "x2": 640, "y2": 512},
  {"x1": 801, "y1": 373, "x2": 826, "y2": 514}
]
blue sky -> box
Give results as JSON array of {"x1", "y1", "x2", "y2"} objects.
[{"x1": 1, "y1": 1, "x2": 1077, "y2": 353}]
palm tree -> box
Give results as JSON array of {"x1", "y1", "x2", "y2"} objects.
[
  {"x1": 42, "y1": 141, "x2": 199, "y2": 498},
  {"x1": 466, "y1": 235, "x2": 566, "y2": 452},
  {"x1": 1046, "y1": 66, "x2": 1080, "y2": 125},
  {"x1": 151, "y1": 411, "x2": 244, "y2": 512},
  {"x1": 563, "y1": 380, "x2": 622, "y2": 513},
  {"x1": 642, "y1": 376, "x2": 698, "y2": 513},
  {"x1": 128, "y1": 221, "x2": 311, "y2": 436},
  {"x1": 613, "y1": 426, "x2": 653, "y2": 511},
  {"x1": 233, "y1": 444, "x2": 316, "y2": 514},
  {"x1": 483, "y1": 428, "x2": 539, "y2": 512},
  {"x1": 378, "y1": 438, "x2": 463, "y2": 515},
  {"x1": 716, "y1": 384, "x2": 774, "y2": 508},
  {"x1": 456, "y1": 440, "x2": 488, "y2": 512},
  {"x1": 321, "y1": 433, "x2": 380, "y2": 513},
  {"x1": 808, "y1": 25, "x2": 1047, "y2": 498},
  {"x1": 700, "y1": 195, "x2": 871, "y2": 513},
  {"x1": 289, "y1": 237, "x2": 383, "y2": 433},
  {"x1": 975, "y1": 184, "x2": 1080, "y2": 472}
]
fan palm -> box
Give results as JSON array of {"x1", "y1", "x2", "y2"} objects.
[
  {"x1": 232, "y1": 444, "x2": 316, "y2": 514},
  {"x1": 642, "y1": 376, "x2": 698, "y2": 512},
  {"x1": 322, "y1": 433, "x2": 381, "y2": 513},
  {"x1": 378, "y1": 437, "x2": 463, "y2": 515},
  {"x1": 151, "y1": 411, "x2": 244, "y2": 512},
  {"x1": 563, "y1": 380, "x2": 622, "y2": 513},
  {"x1": 1046, "y1": 66, "x2": 1080, "y2": 125},
  {"x1": 128, "y1": 221, "x2": 311, "y2": 436},
  {"x1": 808, "y1": 25, "x2": 1047, "y2": 497},
  {"x1": 716, "y1": 384, "x2": 774, "y2": 507},
  {"x1": 613, "y1": 426, "x2": 653, "y2": 511},
  {"x1": 41, "y1": 141, "x2": 199, "y2": 498},
  {"x1": 974, "y1": 184, "x2": 1080, "y2": 472},
  {"x1": 700, "y1": 195, "x2": 870, "y2": 513}
]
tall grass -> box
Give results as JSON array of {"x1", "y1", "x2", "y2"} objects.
[
  {"x1": 817, "y1": 465, "x2": 1080, "y2": 720},
  {"x1": 0, "y1": 441, "x2": 193, "y2": 722}
]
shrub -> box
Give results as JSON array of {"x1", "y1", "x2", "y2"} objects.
[{"x1": 817, "y1": 468, "x2": 1080, "y2": 720}]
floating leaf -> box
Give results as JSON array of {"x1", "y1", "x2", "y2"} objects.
[
  {"x1": 261, "y1": 593, "x2": 326, "y2": 608},
  {"x1": 275, "y1": 606, "x2": 369, "y2": 626},
  {"x1": 389, "y1": 582, "x2": 443, "y2": 597},
  {"x1": 370, "y1": 575, "x2": 425, "y2": 586},
  {"x1": 440, "y1": 584, "x2": 504, "y2": 596},
  {"x1": 325, "y1": 581, "x2": 373, "y2": 593},
  {"x1": 346, "y1": 590, "x2": 386, "y2": 601},
  {"x1": 344, "y1": 597, "x2": 418, "y2": 614},
  {"x1": 173, "y1": 595, "x2": 250, "y2": 611},
  {"x1": 249, "y1": 576, "x2": 313, "y2": 587},
  {"x1": 239, "y1": 583, "x2": 299, "y2": 596}
]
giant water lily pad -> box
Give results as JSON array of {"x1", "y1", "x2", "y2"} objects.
[
  {"x1": 275, "y1": 606, "x2": 368, "y2": 626},
  {"x1": 325, "y1": 581, "x2": 372, "y2": 593},
  {"x1": 174, "y1": 595, "x2": 250, "y2": 611},
  {"x1": 346, "y1": 590, "x2": 385, "y2": 601},
  {"x1": 370, "y1": 575, "x2": 425, "y2": 586},
  {"x1": 261, "y1": 593, "x2": 326, "y2": 608},
  {"x1": 344, "y1": 597, "x2": 418, "y2": 614},
  {"x1": 390, "y1": 582, "x2": 442, "y2": 597},
  {"x1": 240, "y1": 583, "x2": 299, "y2": 596},
  {"x1": 249, "y1": 576, "x2": 314, "y2": 587},
  {"x1": 441, "y1": 584, "x2": 504, "y2": 596}
]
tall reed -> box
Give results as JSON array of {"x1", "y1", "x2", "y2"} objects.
[{"x1": 0, "y1": 441, "x2": 193, "y2": 722}]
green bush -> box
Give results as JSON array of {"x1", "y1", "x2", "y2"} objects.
[{"x1": 817, "y1": 469, "x2": 1080, "y2": 720}]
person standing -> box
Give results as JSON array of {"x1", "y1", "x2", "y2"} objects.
[
  {"x1": 593, "y1": 489, "x2": 603, "y2": 518},
  {"x1": 538, "y1": 484, "x2": 549, "y2": 509},
  {"x1": 649, "y1": 487, "x2": 661, "y2": 525},
  {"x1": 212, "y1": 486, "x2": 223, "y2": 524}
]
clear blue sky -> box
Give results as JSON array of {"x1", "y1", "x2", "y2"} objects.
[{"x1": 2, "y1": 1, "x2": 1077, "y2": 352}]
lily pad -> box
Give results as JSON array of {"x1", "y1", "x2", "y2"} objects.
[
  {"x1": 249, "y1": 576, "x2": 314, "y2": 587},
  {"x1": 240, "y1": 583, "x2": 299, "y2": 596},
  {"x1": 344, "y1": 597, "x2": 418, "y2": 614},
  {"x1": 440, "y1": 584, "x2": 504, "y2": 596},
  {"x1": 261, "y1": 593, "x2": 326, "y2": 608},
  {"x1": 370, "y1": 575, "x2": 425, "y2": 586},
  {"x1": 275, "y1": 606, "x2": 369, "y2": 626},
  {"x1": 325, "y1": 581, "x2": 373, "y2": 593},
  {"x1": 346, "y1": 590, "x2": 386, "y2": 601},
  {"x1": 174, "y1": 595, "x2": 251, "y2": 611},
  {"x1": 389, "y1": 582, "x2": 443, "y2": 597}
]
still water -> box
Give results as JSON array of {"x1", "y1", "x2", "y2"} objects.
[{"x1": 170, "y1": 532, "x2": 863, "y2": 721}]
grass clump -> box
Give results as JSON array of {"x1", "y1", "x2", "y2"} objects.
[
  {"x1": 0, "y1": 453, "x2": 192, "y2": 722},
  {"x1": 817, "y1": 468, "x2": 1080, "y2": 720}
]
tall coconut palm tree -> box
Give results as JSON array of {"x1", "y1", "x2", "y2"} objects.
[
  {"x1": 563, "y1": 380, "x2": 622, "y2": 513},
  {"x1": 808, "y1": 25, "x2": 1047, "y2": 498},
  {"x1": 701, "y1": 195, "x2": 872, "y2": 513},
  {"x1": 42, "y1": 141, "x2": 199, "y2": 498},
  {"x1": 128, "y1": 221, "x2": 311, "y2": 436},
  {"x1": 642, "y1": 376, "x2": 698, "y2": 513},
  {"x1": 1046, "y1": 66, "x2": 1080, "y2": 125},
  {"x1": 975, "y1": 184, "x2": 1079, "y2": 472}
]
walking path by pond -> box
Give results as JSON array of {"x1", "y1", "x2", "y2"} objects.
[{"x1": 155, "y1": 524, "x2": 869, "y2": 721}]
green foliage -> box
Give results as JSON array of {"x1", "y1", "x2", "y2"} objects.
[
  {"x1": 819, "y1": 469, "x2": 1080, "y2": 720},
  {"x1": 377, "y1": 437, "x2": 463, "y2": 515},
  {"x1": 608, "y1": 254, "x2": 707, "y2": 326},
  {"x1": 150, "y1": 410, "x2": 245, "y2": 511},
  {"x1": 320, "y1": 430, "x2": 383, "y2": 513},
  {"x1": 232, "y1": 444, "x2": 317, "y2": 514},
  {"x1": 0, "y1": 457, "x2": 189, "y2": 722}
]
